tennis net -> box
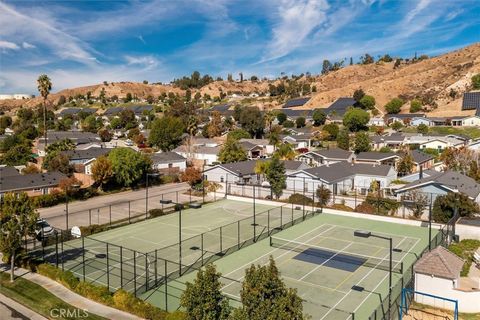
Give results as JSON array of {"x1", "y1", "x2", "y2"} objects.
[{"x1": 270, "y1": 236, "x2": 403, "y2": 274}]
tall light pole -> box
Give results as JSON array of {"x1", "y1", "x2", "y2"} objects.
[
  {"x1": 146, "y1": 172, "x2": 160, "y2": 218},
  {"x1": 65, "y1": 184, "x2": 81, "y2": 230},
  {"x1": 354, "y1": 230, "x2": 393, "y2": 320}
]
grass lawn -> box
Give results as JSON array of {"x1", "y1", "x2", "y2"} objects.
[
  {"x1": 0, "y1": 272, "x2": 106, "y2": 320},
  {"x1": 402, "y1": 126, "x2": 480, "y2": 139}
]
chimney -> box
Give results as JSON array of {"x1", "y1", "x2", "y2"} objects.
[{"x1": 419, "y1": 166, "x2": 423, "y2": 179}]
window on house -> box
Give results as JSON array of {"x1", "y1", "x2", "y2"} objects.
[
  {"x1": 220, "y1": 176, "x2": 224, "y2": 183},
  {"x1": 33, "y1": 188, "x2": 42, "y2": 192},
  {"x1": 168, "y1": 163, "x2": 173, "y2": 168}
]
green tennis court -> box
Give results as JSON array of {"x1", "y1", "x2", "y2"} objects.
[{"x1": 142, "y1": 212, "x2": 437, "y2": 319}]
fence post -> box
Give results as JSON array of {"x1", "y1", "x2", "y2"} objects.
[
  {"x1": 134, "y1": 251, "x2": 137, "y2": 297},
  {"x1": 176, "y1": 191, "x2": 178, "y2": 204},
  {"x1": 291, "y1": 202, "x2": 294, "y2": 225},
  {"x1": 267, "y1": 210, "x2": 270, "y2": 234},
  {"x1": 237, "y1": 220, "x2": 240, "y2": 249},
  {"x1": 89, "y1": 209, "x2": 92, "y2": 226},
  {"x1": 60, "y1": 231, "x2": 64, "y2": 271},
  {"x1": 82, "y1": 237, "x2": 85, "y2": 282},
  {"x1": 109, "y1": 205, "x2": 112, "y2": 227},
  {"x1": 219, "y1": 226, "x2": 223, "y2": 254},
  {"x1": 120, "y1": 246, "x2": 123, "y2": 289},
  {"x1": 280, "y1": 206, "x2": 283, "y2": 229},
  {"x1": 128, "y1": 201, "x2": 131, "y2": 224},
  {"x1": 164, "y1": 259, "x2": 168, "y2": 312},
  {"x1": 145, "y1": 253, "x2": 149, "y2": 291},
  {"x1": 55, "y1": 232, "x2": 59, "y2": 267},
  {"x1": 106, "y1": 242, "x2": 110, "y2": 290},
  {"x1": 155, "y1": 249, "x2": 158, "y2": 286}
]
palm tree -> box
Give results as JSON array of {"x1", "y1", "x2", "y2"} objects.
[
  {"x1": 264, "y1": 110, "x2": 276, "y2": 132},
  {"x1": 254, "y1": 160, "x2": 270, "y2": 183},
  {"x1": 37, "y1": 74, "x2": 52, "y2": 153}
]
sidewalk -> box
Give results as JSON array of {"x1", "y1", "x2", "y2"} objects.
[
  {"x1": 0, "y1": 293, "x2": 47, "y2": 320},
  {"x1": 0, "y1": 264, "x2": 143, "y2": 320}
]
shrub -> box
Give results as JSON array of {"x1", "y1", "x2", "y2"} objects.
[
  {"x1": 283, "y1": 120, "x2": 294, "y2": 128},
  {"x1": 409, "y1": 99, "x2": 422, "y2": 112},
  {"x1": 79, "y1": 224, "x2": 108, "y2": 236},
  {"x1": 448, "y1": 239, "x2": 480, "y2": 276},
  {"x1": 355, "y1": 202, "x2": 376, "y2": 214},
  {"x1": 37, "y1": 263, "x2": 62, "y2": 281},
  {"x1": 472, "y1": 74, "x2": 480, "y2": 90},
  {"x1": 365, "y1": 194, "x2": 400, "y2": 215},
  {"x1": 149, "y1": 208, "x2": 165, "y2": 218},
  {"x1": 330, "y1": 204, "x2": 354, "y2": 211},
  {"x1": 32, "y1": 192, "x2": 64, "y2": 208},
  {"x1": 75, "y1": 282, "x2": 114, "y2": 305},
  {"x1": 161, "y1": 174, "x2": 179, "y2": 184},
  {"x1": 288, "y1": 193, "x2": 314, "y2": 206},
  {"x1": 384, "y1": 98, "x2": 404, "y2": 114}
]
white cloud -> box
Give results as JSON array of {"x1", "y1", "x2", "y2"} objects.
[
  {"x1": 404, "y1": 0, "x2": 433, "y2": 24},
  {"x1": 0, "y1": 40, "x2": 20, "y2": 50},
  {"x1": 137, "y1": 35, "x2": 146, "y2": 45},
  {"x1": 124, "y1": 55, "x2": 160, "y2": 70},
  {"x1": 264, "y1": 0, "x2": 329, "y2": 61},
  {"x1": 22, "y1": 41, "x2": 36, "y2": 49}
]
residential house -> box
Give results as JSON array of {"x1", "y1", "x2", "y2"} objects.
[
  {"x1": 461, "y1": 92, "x2": 480, "y2": 111},
  {"x1": 57, "y1": 107, "x2": 96, "y2": 119},
  {"x1": 368, "y1": 117, "x2": 385, "y2": 127},
  {"x1": 371, "y1": 133, "x2": 406, "y2": 151},
  {"x1": 203, "y1": 160, "x2": 308, "y2": 185},
  {"x1": 0, "y1": 167, "x2": 66, "y2": 199},
  {"x1": 284, "y1": 126, "x2": 319, "y2": 136},
  {"x1": 395, "y1": 170, "x2": 480, "y2": 203},
  {"x1": 324, "y1": 97, "x2": 357, "y2": 123},
  {"x1": 282, "y1": 97, "x2": 310, "y2": 108},
  {"x1": 403, "y1": 135, "x2": 465, "y2": 151},
  {"x1": 457, "y1": 115, "x2": 480, "y2": 127},
  {"x1": 410, "y1": 150, "x2": 434, "y2": 172},
  {"x1": 61, "y1": 148, "x2": 112, "y2": 175},
  {"x1": 286, "y1": 162, "x2": 397, "y2": 195},
  {"x1": 283, "y1": 109, "x2": 314, "y2": 123},
  {"x1": 150, "y1": 152, "x2": 187, "y2": 173},
  {"x1": 385, "y1": 114, "x2": 425, "y2": 126},
  {"x1": 410, "y1": 117, "x2": 432, "y2": 127},
  {"x1": 36, "y1": 131, "x2": 101, "y2": 156},
  {"x1": 281, "y1": 134, "x2": 312, "y2": 149},
  {"x1": 354, "y1": 152, "x2": 400, "y2": 168},
  {"x1": 426, "y1": 117, "x2": 448, "y2": 126},
  {"x1": 174, "y1": 138, "x2": 222, "y2": 166},
  {"x1": 297, "y1": 149, "x2": 354, "y2": 167},
  {"x1": 239, "y1": 139, "x2": 275, "y2": 158}
]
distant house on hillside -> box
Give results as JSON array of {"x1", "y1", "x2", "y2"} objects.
[
  {"x1": 461, "y1": 92, "x2": 480, "y2": 110},
  {"x1": 324, "y1": 97, "x2": 357, "y2": 123},
  {"x1": 282, "y1": 97, "x2": 310, "y2": 108},
  {"x1": 385, "y1": 113, "x2": 425, "y2": 126},
  {"x1": 283, "y1": 109, "x2": 314, "y2": 122},
  {"x1": 57, "y1": 108, "x2": 96, "y2": 119}
]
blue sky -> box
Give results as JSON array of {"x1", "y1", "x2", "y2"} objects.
[{"x1": 1, "y1": 0, "x2": 479, "y2": 94}]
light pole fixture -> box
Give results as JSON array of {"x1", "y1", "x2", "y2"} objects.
[
  {"x1": 354, "y1": 230, "x2": 393, "y2": 320},
  {"x1": 65, "y1": 184, "x2": 81, "y2": 230},
  {"x1": 146, "y1": 172, "x2": 160, "y2": 218}
]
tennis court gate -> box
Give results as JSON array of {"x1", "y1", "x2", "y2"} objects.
[
  {"x1": 366, "y1": 226, "x2": 447, "y2": 320},
  {"x1": 28, "y1": 202, "x2": 322, "y2": 305}
]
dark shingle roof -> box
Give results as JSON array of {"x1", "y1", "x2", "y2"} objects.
[
  {"x1": 0, "y1": 172, "x2": 66, "y2": 193},
  {"x1": 126, "y1": 105, "x2": 153, "y2": 114},
  {"x1": 410, "y1": 150, "x2": 433, "y2": 164},
  {"x1": 299, "y1": 162, "x2": 393, "y2": 183},
  {"x1": 386, "y1": 113, "x2": 425, "y2": 119},
  {"x1": 207, "y1": 160, "x2": 306, "y2": 176},
  {"x1": 397, "y1": 170, "x2": 480, "y2": 199},
  {"x1": 59, "y1": 108, "x2": 96, "y2": 116},
  {"x1": 103, "y1": 107, "x2": 124, "y2": 115},
  {"x1": 150, "y1": 152, "x2": 186, "y2": 164},
  {"x1": 282, "y1": 109, "x2": 314, "y2": 118},
  {"x1": 283, "y1": 97, "x2": 310, "y2": 108},
  {"x1": 414, "y1": 246, "x2": 464, "y2": 279},
  {"x1": 355, "y1": 152, "x2": 399, "y2": 161},
  {"x1": 312, "y1": 149, "x2": 353, "y2": 160},
  {"x1": 39, "y1": 131, "x2": 100, "y2": 145},
  {"x1": 462, "y1": 92, "x2": 480, "y2": 110},
  {"x1": 62, "y1": 148, "x2": 112, "y2": 160},
  {"x1": 0, "y1": 166, "x2": 20, "y2": 178},
  {"x1": 324, "y1": 98, "x2": 357, "y2": 116}
]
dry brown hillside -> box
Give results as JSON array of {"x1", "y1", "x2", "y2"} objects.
[{"x1": 1, "y1": 42, "x2": 479, "y2": 116}]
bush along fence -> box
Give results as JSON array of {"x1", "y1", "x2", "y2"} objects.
[{"x1": 25, "y1": 202, "x2": 320, "y2": 311}]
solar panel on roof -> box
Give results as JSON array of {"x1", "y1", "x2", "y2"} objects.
[
  {"x1": 283, "y1": 97, "x2": 310, "y2": 108},
  {"x1": 462, "y1": 92, "x2": 480, "y2": 110}
]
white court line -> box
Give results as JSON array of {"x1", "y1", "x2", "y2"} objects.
[
  {"x1": 222, "y1": 224, "x2": 336, "y2": 290},
  {"x1": 299, "y1": 242, "x2": 354, "y2": 281},
  {"x1": 319, "y1": 236, "x2": 410, "y2": 320},
  {"x1": 282, "y1": 275, "x2": 348, "y2": 294},
  {"x1": 329, "y1": 224, "x2": 421, "y2": 241},
  {"x1": 348, "y1": 237, "x2": 421, "y2": 320}
]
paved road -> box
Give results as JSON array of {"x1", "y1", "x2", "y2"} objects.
[
  {"x1": 38, "y1": 182, "x2": 197, "y2": 229},
  {"x1": 0, "y1": 293, "x2": 47, "y2": 320}
]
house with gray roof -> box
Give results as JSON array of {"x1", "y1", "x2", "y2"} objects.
[
  {"x1": 58, "y1": 107, "x2": 96, "y2": 119},
  {"x1": 410, "y1": 150, "x2": 434, "y2": 172},
  {"x1": 282, "y1": 97, "x2": 310, "y2": 108},
  {"x1": 354, "y1": 152, "x2": 400, "y2": 168},
  {"x1": 150, "y1": 152, "x2": 186, "y2": 173},
  {"x1": 286, "y1": 161, "x2": 396, "y2": 195},
  {"x1": 371, "y1": 133, "x2": 406, "y2": 151},
  {"x1": 323, "y1": 98, "x2": 358, "y2": 123},
  {"x1": 0, "y1": 169, "x2": 66, "y2": 199},
  {"x1": 385, "y1": 113, "x2": 425, "y2": 126},
  {"x1": 297, "y1": 149, "x2": 354, "y2": 167},
  {"x1": 61, "y1": 148, "x2": 112, "y2": 175},
  {"x1": 203, "y1": 160, "x2": 308, "y2": 185},
  {"x1": 395, "y1": 170, "x2": 480, "y2": 203},
  {"x1": 36, "y1": 131, "x2": 101, "y2": 156}
]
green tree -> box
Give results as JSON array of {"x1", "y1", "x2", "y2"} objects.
[
  {"x1": 227, "y1": 129, "x2": 251, "y2": 141},
  {"x1": 397, "y1": 152, "x2": 414, "y2": 176},
  {"x1": 432, "y1": 192, "x2": 479, "y2": 223},
  {"x1": 417, "y1": 123, "x2": 429, "y2": 134},
  {"x1": 322, "y1": 123, "x2": 339, "y2": 140},
  {"x1": 238, "y1": 107, "x2": 264, "y2": 138},
  {"x1": 343, "y1": 108, "x2": 370, "y2": 132},
  {"x1": 274, "y1": 143, "x2": 296, "y2": 160},
  {"x1": 180, "y1": 264, "x2": 231, "y2": 320},
  {"x1": 384, "y1": 98, "x2": 404, "y2": 114},
  {"x1": 266, "y1": 157, "x2": 286, "y2": 199},
  {"x1": 359, "y1": 95, "x2": 376, "y2": 110},
  {"x1": 218, "y1": 139, "x2": 247, "y2": 163},
  {"x1": 336, "y1": 129, "x2": 350, "y2": 150},
  {"x1": 235, "y1": 257, "x2": 304, "y2": 319},
  {"x1": 0, "y1": 115, "x2": 12, "y2": 130},
  {"x1": 124, "y1": 92, "x2": 133, "y2": 103},
  {"x1": 108, "y1": 148, "x2": 151, "y2": 187},
  {"x1": 353, "y1": 89, "x2": 365, "y2": 102},
  {"x1": 312, "y1": 109, "x2": 326, "y2": 126},
  {"x1": 353, "y1": 132, "x2": 371, "y2": 153},
  {"x1": 149, "y1": 117, "x2": 185, "y2": 151},
  {"x1": 98, "y1": 128, "x2": 112, "y2": 142},
  {"x1": 0, "y1": 193, "x2": 38, "y2": 282},
  {"x1": 316, "y1": 185, "x2": 332, "y2": 206},
  {"x1": 45, "y1": 153, "x2": 73, "y2": 175},
  {"x1": 82, "y1": 114, "x2": 101, "y2": 133},
  {"x1": 37, "y1": 74, "x2": 52, "y2": 152},
  {"x1": 391, "y1": 121, "x2": 404, "y2": 131},
  {"x1": 295, "y1": 117, "x2": 306, "y2": 128},
  {"x1": 409, "y1": 99, "x2": 423, "y2": 113},
  {"x1": 0, "y1": 144, "x2": 33, "y2": 166},
  {"x1": 408, "y1": 192, "x2": 429, "y2": 219},
  {"x1": 282, "y1": 120, "x2": 294, "y2": 128},
  {"x1": 472, "y1": 74, "x2": 480, "y2": 90},
  {"x1": 276, "y1": 112, "x2": 287, "y2": 125}
]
